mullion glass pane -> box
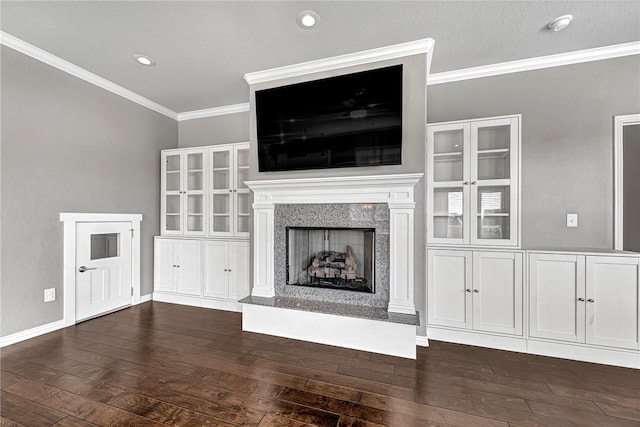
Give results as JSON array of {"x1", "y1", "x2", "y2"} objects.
[{"x1": 433, "y1": 187, "x2": 464, "y2": 239}]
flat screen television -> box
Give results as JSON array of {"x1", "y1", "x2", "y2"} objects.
[{"x1": 255, "y1": 65, "x2": 403, "y2": 172}]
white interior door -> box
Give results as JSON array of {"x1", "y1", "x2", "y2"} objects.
[{"x1": 76, "y1": 222, "x2": 132, "y2": 321}]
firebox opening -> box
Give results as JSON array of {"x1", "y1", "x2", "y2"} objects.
[{"x1": 286, "y1": 227, "x2": 375, "y2": 293}]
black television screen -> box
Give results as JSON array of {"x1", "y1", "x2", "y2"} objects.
[{"x1": 255, "y1": 65, "x2": 402, "y2": 172}]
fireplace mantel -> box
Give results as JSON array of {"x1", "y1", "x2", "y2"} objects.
[{"x1": 246, "y1": 173, "x2": 423, "y2": 315}]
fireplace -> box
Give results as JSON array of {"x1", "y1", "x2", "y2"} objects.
[{"x1": 287, "y1": 227, "x2": 375, "y2": 293}]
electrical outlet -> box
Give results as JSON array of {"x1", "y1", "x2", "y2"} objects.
[
  {"x1": 567, "y1": 213, "x2": 578, "y2": 228},
  {"x1": 44, "y1": 288, "x2": 56, "y2": 302}
]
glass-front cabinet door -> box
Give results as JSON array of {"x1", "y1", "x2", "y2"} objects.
[
  {"x1": 427, "y1": 116, "x2": 519, "y2": 246},
  {"x1": 161, "y1": 149, "x2": 208, "y2": 236},
  {"x1": 210, "y1": 142, "x2": 250, "y2": 238},
  {"x1": 234, "y1": 144, "x2": 250, "y2": 237},
  {"x1": 185, "y1": 151, "x2": 206, "y2": 235},
  {"x1": 210, "y1": 147, "x2": 233, "y2": 237},
  {"x1": 162, "y1": 152, "x2": 182, "y2": 235},
  {"x1": 427, "y1": 123, "x2": 470, "y2": 244}
]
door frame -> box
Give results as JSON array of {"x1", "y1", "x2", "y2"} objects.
[
  {"x1": 614, "y1": 114, "x2": 640, "y2": 250},
  {"x1": 60, "y1": 213, "x2": 142, "y2": 326}
]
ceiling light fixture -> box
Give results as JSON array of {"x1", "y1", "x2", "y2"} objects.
[
  {"x1": 547, "y1": 15, "x2": 573, "y2": 32},
  {"x1": 132, "y1": 53, "x2": 156, "y2": 66},
  {"x1": 297, "y1": 10, "x2": 320, "y2": 29}
]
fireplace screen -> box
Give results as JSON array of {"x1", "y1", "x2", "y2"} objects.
[{"x1": 286, "y1": 227, "x2": 375, "y2": 293}]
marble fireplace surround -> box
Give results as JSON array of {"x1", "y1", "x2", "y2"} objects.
[
  {"x1": 246, "y1": 173, "x2": 423, "y2": 315},
  {"x1": 274, "y1": 203, "x2": 389, "y2": 308}
]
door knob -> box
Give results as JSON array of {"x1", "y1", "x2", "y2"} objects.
[{"x1": 78, "y1": 266, "x2": 97, "y2": 273}]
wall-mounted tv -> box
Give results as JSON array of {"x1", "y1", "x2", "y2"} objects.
[{"x1": 255, "y1": 64, "x2": 403, "y2": 172}]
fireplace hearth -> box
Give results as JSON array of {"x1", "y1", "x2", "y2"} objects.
[{"x1": 287, "y1": 227, "x2": 375, "y2": 293}]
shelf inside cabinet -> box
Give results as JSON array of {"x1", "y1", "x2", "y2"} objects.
[{"x1": 477, "y1": 213, "x2": 509, "y2": 217}]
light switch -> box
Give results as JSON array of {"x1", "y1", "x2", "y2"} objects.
[{"x1": 567, "y1": 213, "x2": 578, "y2": 228}]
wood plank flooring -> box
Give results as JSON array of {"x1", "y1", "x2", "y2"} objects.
[{"x1": 1, "y1": 301, "x2": 639, "y2": 426}]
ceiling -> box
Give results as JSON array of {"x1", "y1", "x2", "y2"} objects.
[{"x1": 1, "y1": 1, "x2": 639, "y2": 114}]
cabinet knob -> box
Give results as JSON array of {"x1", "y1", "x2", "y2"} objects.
[
  {"x1": 229, "y1": 189, "x2": 233, "y2": 193},
  {"x1": 577, "y1": 298, "x2": 585, "y2": 302},
  {"x1": 176, "y1": 265, "x2": 180, "y2": 268},
  {"x1": 463, "y1": 182, "x2": 469, "y2": 185},
  {"x1": 473, "y1": 289, "x2": 480, "y2": 293},
  {"x1": 466, "y1": 289, "x2": 472, "y2": 293},
  {"x1": 587, "y1": 299, "x2": 595, "y2": 303},
  {"x1": 471, "y1": 181, "x2": 477, "y2": 185}
]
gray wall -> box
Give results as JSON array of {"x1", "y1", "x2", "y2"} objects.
[
  {"x1": 623, "y1": 124, "x2": 640, "y2": 252},
  {"x1": 178, "y1": 112, "x2": 249, "y2": 148},
  {"x1": 428, "y1": 55, "x2": 640, "y2": 250},
  {"x1": 247, "y1": 54, "x2": 428, "y2": 333},
  {"x1": 1, "y1": 46, "x2": 177, "y2": 336}
]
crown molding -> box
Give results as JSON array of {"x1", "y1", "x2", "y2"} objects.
[
  {"x1": 0, "y1": 31, "x2": 178, "y2": 119},
  {"x1": 428, "y1": 41, "x2": 640, "y2": 85},
  {"x1": 244, "y1": 38, "x2": 435, "y2": 85},
  {"x1": 177, "y1": 103, "x2": 250, "y2": 121}
]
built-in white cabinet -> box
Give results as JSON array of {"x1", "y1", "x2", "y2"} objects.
[
  {"x1": 153, "y1": 238, "x2": 202, "y2": 295},
  {"x1": 161, "y1": 148, "x2": 208, "y2": 236},
  {"x1": 530, "y1": 253, "x2": 640, "y2": 351},
  {"x1": 203, "y1": 240, "x2": 250, "y2": 300},
  {"x1": 210, "y1": 143, "x2": 250, "y2": 238},
  {"x1": 427, "y1": 249, "x2": 523, "y2": 336},
  {"x1": 154, "y1": 237, "x2": 250, "y2": 307},
  {"x1": 427, "y1": 115, "x2": 520, "y2": 247},
  {"x1": 161, "y1": 142, "x2": 249, "y2": 238}
]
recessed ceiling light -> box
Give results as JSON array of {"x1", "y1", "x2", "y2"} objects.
[
  {"x1": 297, "y1": 10, "x2": 320, "y2": 29},
  {"x1": 547, "y1": 15, "x2": 573, "y2": 32},
  {"x1": 132, "y1": 53, "x2": 156, "y2": 66}
]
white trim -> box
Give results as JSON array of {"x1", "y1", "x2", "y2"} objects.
[
  {"x1": 60, "y1": 213, "x2": 143, "y2": 326},
  {"x1": 614, "y1": 114, "x2": 640, "y2": 250},
  {"x1": 243, "y1": 303, "x2": 417, "y2": 359},
  {"x1": 427, "y1": 326, "x2": 529, "y2": 353},
  {"x1": 244, "y1": 39, "x2": 435, "y2": 85},
  {"x1": 177, "y1": 103, "x2": 250, "y2": 121},
  {"x1": 153, "y1": 292, "x2": 243, "y2": 312},
  {"x1": 416, "y1": 336, "x2": 429, "y2": 347},
  {"x1": 139, "y1": 293, "x2": 153, "y2": 303},
  {"x1": 428, "y1": 41, "x2": 640, "y2": 85},
  {"x1": 0, "y1": 31, "x2": 178, "y2": 120},
  {"x1": 0, "y1": 320, "x2": 66, "y2": 348}
]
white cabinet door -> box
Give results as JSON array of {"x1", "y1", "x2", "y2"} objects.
[
  {"x1": 529, "y1": 253, "x2": 586, "y2": 343},
  {"x1": 472, "y1": 251, "x2": 523, "y2": 335},
  {"x1": 203, "y1": 240, "x2": 229, "y2": 299},
  {"x1": 586, "y1": 256, "x2": 640, "y2": 350},
  {"x1": 176, "y1": 240, "x2": 202, "y2": 296},
  {"x1": 161, "y1": 152, "x2": 184, "y2": 236},
  {"x1": 154, "y1": 238, "x2": 177, "y2": 293},
  {"x1": 229, "y1": 241, "x2": 250, "y2": 300},
  {"x1": 183, "y1": 149, "x2": 208, "y2": 237},
  {"x1": 427, "y1": 250, "x2": 472, "y2": 329}
]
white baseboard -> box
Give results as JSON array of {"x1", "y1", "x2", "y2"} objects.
[
  {"x1": 528, "y1": 339, "x2": 640, "y2": 369},
  {"x1": 139, "y1": 293, "x2": 153, "y2": 303},
  {"x1": 0, "y1": 319, "x2": 66, "y2": 348},
  {"x1": 427, "y1": 326, "x2": 528, "y2": 353},
  {"x1": 416, "y1": 335, "x2": 429, "y2": 347},
  {"x1": 243, "y1": 303, "x2": 417, "y2": 359},
  {"x1": 152, "y1": 292, "x2": 243, "y2": 312}
]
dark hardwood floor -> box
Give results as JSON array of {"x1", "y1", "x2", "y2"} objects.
[{"x1": 1, "y1": 302, "x2": 639, "y2": 426}]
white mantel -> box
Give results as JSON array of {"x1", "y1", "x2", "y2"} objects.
[{"x1": 246, "y1": 173, "x2": 423, "y2": 315}]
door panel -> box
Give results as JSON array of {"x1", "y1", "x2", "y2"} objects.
[
  {"x1": 203, "y1": 241, "x2": 229, "y2": 299},
  {"x1": 229, "y1": 241, "x2": 250, "y2": 300},
  {"x1": 586, "y1": 256, "x2": 639, "y2": 349},
  {"x1": 529, "y1": 254, "x2": 585, "y2": 343},
  {"x1": 76, "y1": 222, "x2": 132, "y2": 321},
  {"x1": 427, "y1": 250, "x2": 471, "y2": 329},
  {"x1": 472, "y1": 252, "x2": 522, "y2": 335},
  {"x1": 177, "y1": 240, "x2": 202, "y2": 296},
  {"x1": 154, "y1": 238, "x2": 177, "y2": 293}
]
